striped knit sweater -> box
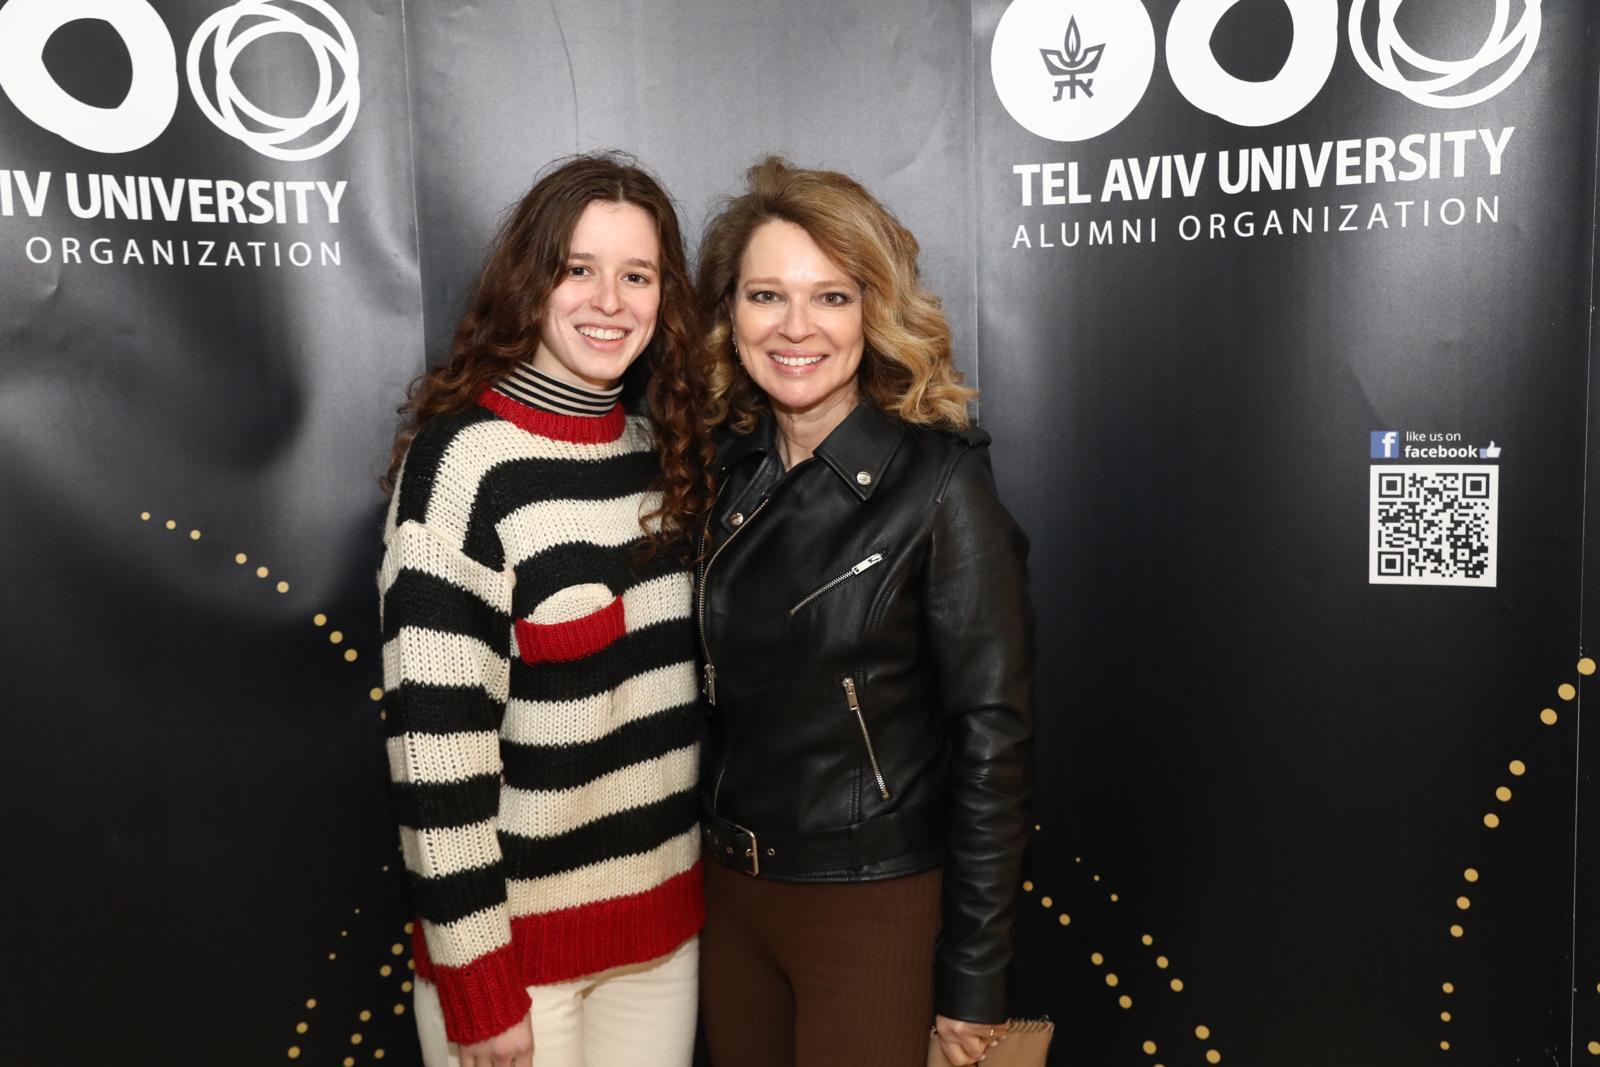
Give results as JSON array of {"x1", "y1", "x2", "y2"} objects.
[{"x1": 379, "y1": 376, "x2": 703, "y2": 1045}]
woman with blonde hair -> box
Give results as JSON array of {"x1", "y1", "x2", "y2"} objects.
[{"x1": 690, "y1": 157, "x2": 1034, "y2": 1067}]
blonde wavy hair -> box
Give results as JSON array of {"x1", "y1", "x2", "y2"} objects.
[{"x1": 695, "y1": 157, "x2": 974, "y2": 433}]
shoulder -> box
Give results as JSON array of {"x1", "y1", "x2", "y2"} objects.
[
  {"x1": 623, "y1": 413, "x2": 658, "y2": 452},
  {"x1": 899, "y1": 421, "x2": 994, "y2": 496},
  {"x1": 389, "y1": 404, "x2": 507, "y2": 536}
]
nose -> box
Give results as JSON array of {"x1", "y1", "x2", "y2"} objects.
[
  {"x1": 592, "y1": 273, "x2": 623, "y2": 316},
  {"x1": 779, "y1": 299, "x2": 813, "y2": 342}
]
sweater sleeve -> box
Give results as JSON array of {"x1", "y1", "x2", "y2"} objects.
[{"x1": 379, "y1": 516, "x2": 528, "y2": 1045}]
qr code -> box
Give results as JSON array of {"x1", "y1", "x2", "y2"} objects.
[{"x1": 1370, "y1": 465, "x2": 1498, "y2": 587}]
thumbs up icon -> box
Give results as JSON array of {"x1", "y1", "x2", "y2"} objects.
[{"x1": 1483, "y1": 441, "x2": 1502, "y2": 458}]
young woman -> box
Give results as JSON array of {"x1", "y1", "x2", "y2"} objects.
[
  {"x1": 379, "y1": 155, "x2": 713, "y2": 1067},
  {"x1": 690, "y1": 158, "x2": 1034, "y2": 1067}
]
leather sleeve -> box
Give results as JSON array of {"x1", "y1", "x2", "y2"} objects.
[{"x1": 925, "y1": 441, "x2": 1035, "y2": 1024}]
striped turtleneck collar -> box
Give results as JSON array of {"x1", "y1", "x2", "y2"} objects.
[
  {"x1": 496, "y1": 363, "x2": 622, "y2": 417},
  {"x1": 479, "y1": 362, "x2": 626, "y2": 444}
]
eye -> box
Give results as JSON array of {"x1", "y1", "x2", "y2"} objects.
[
  {"x1": 624, "y1": 271, "x2": 654, "y2": 286},
  {"x1": 818, "y1": 291, "x2": 854, "y2": 307},
  {"x1": 745, "y1": 289, "x2": 781, "y2": 305},
  {"x1": 565, "y1": 263, "x2": 591, "y2": 277}
]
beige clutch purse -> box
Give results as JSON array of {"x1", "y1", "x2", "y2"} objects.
[{"x1": 928, "y1": 1017, "x2": 1054, "y2": 1066}]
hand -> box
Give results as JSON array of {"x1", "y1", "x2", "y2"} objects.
[
  {"x1": 934, "y1": 1015, "x2": 1008, "y2": 1065},
  {"x1": 460, "y1": 1013, "x2": 533, "y2": 1067}
]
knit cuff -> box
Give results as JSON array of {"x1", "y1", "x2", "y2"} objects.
[{"x1": 430, "y1": 941, "x2": 532, "y2": 1047}]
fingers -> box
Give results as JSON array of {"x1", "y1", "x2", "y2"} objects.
[
  {"x1": 936, "y1": 1020, "x2": 1008, "y2": 1064},
  {"x1": 937, "y1": 1035, "x2": 977, "y2": 1066}
]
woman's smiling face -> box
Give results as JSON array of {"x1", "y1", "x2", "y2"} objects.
[
  {"x1": 731, "y1": 219, "x2": 864, "y2": 422},
  {"x1": 533, "y1": 199, "x2": 661, "y2": 390}
]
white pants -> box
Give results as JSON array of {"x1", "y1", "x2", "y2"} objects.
[{"x1": 414, "y1": 936, "x2": 698, "y2": 1067}]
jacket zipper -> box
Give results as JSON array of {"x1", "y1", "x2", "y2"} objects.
[
  {"x1": 698, "y1": 489, "x2": 769, "y2": 812},
  {"x1": 842, "y1": 676, "x2": 891, "y2": 800},
  {"x1": 788, "y1": 552, "x2": 884, "y2": 617},
  {"x1": 697, "y1": 493, "x2": 768, "y2": 707}
]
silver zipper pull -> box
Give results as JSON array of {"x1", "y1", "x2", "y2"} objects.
[
  {"x1": 850, "y1": 553, "x2": 884, "y2": 575},
  {"x1": 703, "y1": 662, "x2": 718, "y2": 706},
  {"x1": 841, "y1": 676, "x2": 891, "y2": 800}
]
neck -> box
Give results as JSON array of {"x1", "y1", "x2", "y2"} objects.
[
  {"x1": 773, "y1": 389, "x2": 859, "y2": 468},
  {"x1": 498, "y1": 361, "x2": 623, "y2": 417}
]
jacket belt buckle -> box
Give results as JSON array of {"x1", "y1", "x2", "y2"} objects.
[{"x1": 727, "y1": 821, "x2": 760, "y2": 877}]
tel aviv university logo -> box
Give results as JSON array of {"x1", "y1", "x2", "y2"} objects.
[
  {"x1": 0, "y1": 0, "x2": 360, "y2": 159},
  {"x1": 991, "y1": 0, "x2": 1541, "y2": 142}
]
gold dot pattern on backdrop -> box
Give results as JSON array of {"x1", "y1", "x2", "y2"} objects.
[
  {"x1": 1430, "y1": 659, "x2": 1592, "y2": 1052},
  {"x1": 140, "y1": 513, "x2": 386, "y2": 691},
  {"x1": 281, "y1": 872, "x2": 420, "y2": 1061},
  {"x1": 1587, "y1": 1040, "x2": 1599, "y2": 1055},
  {"x1": 1021, "y1": 842, "x2": 1223, "y2": 1063}
]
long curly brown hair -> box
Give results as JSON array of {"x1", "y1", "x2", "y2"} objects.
[
  {"x1": 385, "y1": 153, "x2": 714, "y2": 553},
  {"x1": 694, "y1": 156, "x2": 974, "y2": 434}
]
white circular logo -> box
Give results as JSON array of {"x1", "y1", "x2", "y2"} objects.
[
  {"x1": 0, "y1": 0, "x2": 179, "y2": 154},
  {"x1": 187, "y1": 0, "x2": 361, "y2": 162},
  {"x1": 1167, "y1": 0, "x2": 1338, "y2": 127},
  {"x1": 1348, "y1": 0, "x2": 1541, "y2": 110},
  {"x1": 990, "y1": 0, "x2": 1155, "y2": 143}
]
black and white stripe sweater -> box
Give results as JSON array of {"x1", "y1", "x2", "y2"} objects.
[{"x1": 379, "y1": 376, "x2": 702, "y2": 1045}]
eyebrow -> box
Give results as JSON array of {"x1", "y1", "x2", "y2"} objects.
[
  {"x1": 569, "y1": 252, "x2": 660, "y2": 271},
  {"x1": 742, "y1": 276, "x2": 855, "y2": 289}
]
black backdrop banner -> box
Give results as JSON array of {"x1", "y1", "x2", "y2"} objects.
[{"x1": 1, "y1": 2, "x2": 1596, "y2": 1064}]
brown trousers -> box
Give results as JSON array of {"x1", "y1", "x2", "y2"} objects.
[{"x1": 700, "y1": 860, "x2": 943, "y2": 1067}]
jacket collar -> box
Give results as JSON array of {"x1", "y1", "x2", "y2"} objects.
[
  {"x1": 717, "y1": 401, "x2": 907, "y2": 504},
  {"x1": 814, "y1": 401, "x2": 906, "y2": 501}
]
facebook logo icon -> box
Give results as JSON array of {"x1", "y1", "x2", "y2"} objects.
[{"x1": 1370, "y1": 431, "x2": 1399, "y2": 459}]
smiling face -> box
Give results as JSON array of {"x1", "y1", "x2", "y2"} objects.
[
  {"x1": 533, "y1": 199, "x2": 662, "y2": 390},
  {"x1": 732, "y1": 219, "x2": 865, "y2": 425}
]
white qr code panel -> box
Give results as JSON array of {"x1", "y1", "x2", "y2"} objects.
[{"x1": 1369, "y1": 465, "x2": 1498, "y2": 587}]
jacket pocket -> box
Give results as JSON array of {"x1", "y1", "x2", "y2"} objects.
[
  {"x1": 789, "y1": 552, "x2": 885, "y2": 617},
  {"x1": 842, "y1": 675, "x2": 891, "y2": 800}
]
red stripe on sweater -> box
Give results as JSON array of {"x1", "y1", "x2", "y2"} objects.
[
  {"x1": 515, "y1": 595, "x2": 625, "y2": 665},
  {"x1": 477, "y1": 387, "x2": 625, "y2": 444},
  {"x1": 413, "y1": 863, "x2": 705, "y2": 1033}
]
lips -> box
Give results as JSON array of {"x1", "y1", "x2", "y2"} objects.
[{"x1": 577, "y1": 325, "x2": 628, "y2": 341}]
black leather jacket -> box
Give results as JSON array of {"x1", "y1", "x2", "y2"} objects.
[{"x1": 696, "y1": 401, "x2": 1034, "y2": 1023}]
